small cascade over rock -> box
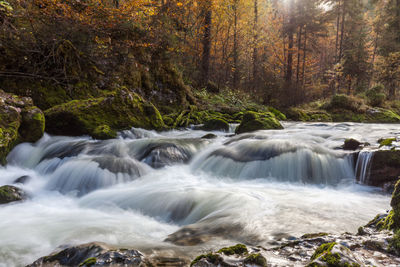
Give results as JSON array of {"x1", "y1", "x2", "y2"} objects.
[
  {"x1": 355, "y1": 151, "x2": 374, "y2": 184},
  {"x1": 192, "y1": 139, "x2": 355, "y2": 184}
]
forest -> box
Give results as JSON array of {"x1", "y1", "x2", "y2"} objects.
[
  {"x1": 1, "y1": 1, "x2": 400, "y2": 267},
  {"x1": 1, "y1": 0, "x2": 399, "y2": 108}
]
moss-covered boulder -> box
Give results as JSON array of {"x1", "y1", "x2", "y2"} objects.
[
  {"x1": 306, "y1": 242, "x2": 361, "y2": 267},
  {"x1": 235, "y1": 111, "x2": 283, "y2": 134},
  {"x1": 0, "y1": 90, "x2": 45, "y2": 164},
  {"x1": 244, "y1": 253, "x2": 267, "y2": 266},
  {"x1": 28, "y1": 242, "x2": 145, "y2": 267},
  {"x1": 45, "y1": 88, "x2": 165, "y2": 138},
  {"x1": 342, "y1": 138, "x2": 362, "y2": 150},
  {"x1": 201, "y1": 118, "x2": 229, "y2": 132},
  {"x1": 366, "y1": 150, "x2": 400, "y2": 187},
  {"x1": 0, "y1": 185, "x2": 25, "y2": 204}
]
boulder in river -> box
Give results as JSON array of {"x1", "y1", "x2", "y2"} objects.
[
  {"x1": 367, "y1": 150, "x2": 400, "y2": 187},
  {"x1": 235, "y1": 111, "x2": 283, "y2": 134},
  {"x1": 0, "y1": 90, "x2": 45, "y2": 164},
  {"x1": 342, "y1": 138, "x2": 362, "y2": 150},
  {"x1": 201, "y1": 118, "x2": 229, "y2": 132},
  {"x1": 28, "y1": 242, "x2": 145, "y2": 267},
  {"x1": 0, "y1": 185, "x2": 25, "y2": 204},
  {"x1": 44, "y1": 88, "x2": 165, "y2": 139}
]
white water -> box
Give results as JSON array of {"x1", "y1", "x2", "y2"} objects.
[{"x1": 0, "y1": 122, "x2": 398, "y2": 266}]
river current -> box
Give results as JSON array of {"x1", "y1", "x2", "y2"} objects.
[{"x1": 0, "y1": 122, "x2": 398, "y2": 266}]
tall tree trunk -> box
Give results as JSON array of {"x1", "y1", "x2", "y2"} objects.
[
  {"x1": 233, "y1": 0, "x2": 239, "y2": 88},
  {"x1": 201, "y1": 0, "x2": 212, "y2": 85},
  {"x1": 296, "y1": 25, "x2": 302, "y2": 86},
  {"x1": 285, "y1": 1, "x2": 294, "y2": 84},
  {"x1": 335, "y1": 0, "x2": 341, "y2": 62},
  {"x1": 338, "y1": 0, "x2": 346, "y2": 62},
  {"x1": 253, "y1": 0, "x2": 258, "y2": 84},
  {"x1": 301, "y1": 27, "x2": 307, "y2": 87}
]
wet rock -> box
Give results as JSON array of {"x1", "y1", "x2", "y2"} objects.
[
  {"x1": 0, "y1": 90, "x2": 45, "y2": 164},
  {"x1": 28, "y1": 242, "x2": 145, "y2": 267},
  {"x1": 235, "y1": 111, "x2": 283, "y2": 134},
  {"x1": 342, "y1": 138, "x2": 362, "y2": 150},
  {"x1": 306, "y1": 242, "x2": 362, "y2": 267},
  {"x1": 200, "y1": 118, "x2": 229, "y2": 132},
  {"x1": 45, "y1": 88, "x2": 165, "y2": 139},
  {"x1": 367, "y1": 150, "x2": 400, "y2": 187},
  {"x1": 13, "y1": 175, "x2": 31, "y2": 184},
  {"x1": 201, "y1": 133, "x2": 217, "y2": 139},
  {"x1": 0, "y1": 185, "x2": 25, "y2": 204}
]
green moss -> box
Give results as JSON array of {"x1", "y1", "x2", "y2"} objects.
[
  {"x1": 235, "y1": 111, "x2": 283, "y2": 134},
  {"x1": 44, "y1": 88, "x2": 166, "y2": 137},
  {"x1": 217, "y1": 244, "x2": 248, "y2": 256},
  {"x1": 0, "y1": 185, "x2": 24, "y2": 204},
  {"x1": 308, "y1": 242, "x2": 360, "y2": 267},
  {"x1": 190, "y1": 253, "x2": 222, "y2": 266},
  {"x1": 327, "y1": 94, "x2": 363, "y2": 112},
  {"x1": 389, "y1": 229, "x2": 400, "y2": 254},
  {"x1": 201, "y1": 118, "x2": 229, "y2": 132},
  {"x1": 301, "y1": 233, "x2": 329, "y2": 239},
  {"x1": 243, "y1": 253, "x2": 267, "y2": 266},
  {"x1": 79, "y1": 257, "x2": 97, "y2": 267},
  {"x1": 379, "y1": 137, "x2": 396, "y2": 147},
  {"x1": 311, "y1": 242, "x2": 336, "y2": 261},
  {"x1": 267, "y1": 107, "x2": 286, "y2": 120},
  {"x1": 92, "y1": 125, "x2": 117, "y2": 140}
]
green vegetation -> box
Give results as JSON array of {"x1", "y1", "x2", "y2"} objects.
[
  {"x1": 307, "y1": 242, "x2": 360, "y2": 267},
  {"x1": 201, "y1": 118, "x2": 229, "y2": 132},
  {"x1": 243, "y1": 253, "x2": 267, "y2": 266},
  {"x1": 235, "y1": 111, "x2": 283, "y2": 134},
  {"x1": 190, "y1": 253, "x2": 222, "y2": 267},
  {"x1": 44, "y1": 88, "x2": 165, "y2": 138},
  {"x1": 301, "y1": 233, "x2": 329, "y2": 239},
  {"x1": 379, "y1": 137, "x2": 396, "y2": 147},
  {"x1": 79, "y1": 257, "x2": 97, "y2": 267},
  {"x1": 0, "y1": 185, "x2": 24, "y2": 204},
  {"x1": 217, "y1": 244, "x2": 248, "y2": 256}
]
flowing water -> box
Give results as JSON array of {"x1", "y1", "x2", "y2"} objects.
[{"x1": 0, "y1": 122, "x2": 399, "y2": 266}]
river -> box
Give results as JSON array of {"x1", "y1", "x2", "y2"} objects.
[{"x1": 0, "y1": 122, "x2": 397, "y2": 266}]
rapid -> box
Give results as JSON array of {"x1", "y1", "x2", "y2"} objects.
[{"x1": 0, "y1": 122, "x2": 398, "y2": 266}]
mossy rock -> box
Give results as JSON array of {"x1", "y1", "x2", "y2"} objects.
[
  {"x1": 286, "y1": 107, "x2": 311, "y2": 121},
  {"x1": 217, "y1": 244, "x2": 248, "y2": 256},
  {"x1": 235, "y1": 111, "x2": 283, "y2": 134},
  {"x1": 301, "y1": 233, "x2": 329, "y2": 239},
  {"x1": 379, "y1": 137, "x2": 396, "y2": 147},
  {"x1": 201, "y1": 118, "x2": 229, "y2": 132},
  {"x1": 0, "y1": 90, "x2": 45, "y2": 164},
  {"x1": 79, "y1": 257, "x2": 97, "y2": 267},
  {"x1": 45, "y1": 88, "x2": 165, "y2": 138},
  {"x1": 0, "y1": 185, "x2": 25, "y2": 204},
  {"x1": 243, "y1": 253, "x2": 267, "y2": 266},
  {"x1": 307, "y1": 242, "x2": 361, "y2": 267},
  {"x1": 190, "y1": 253, "x2": 223, "y2": 267},
  {"x1": 343, "y1": 139, "x2": 361, "y2": 150},
  {"x1": 92, "y1": 125, "x2": 117, "y2": 140}
]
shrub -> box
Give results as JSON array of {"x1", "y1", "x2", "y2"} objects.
[{"x1": 366, "y1": 84, "x2": 386, "y2": 107}]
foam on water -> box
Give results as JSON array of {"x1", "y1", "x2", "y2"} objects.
[{"x1": 0, "y1": 122, "x2": 398, "y2": 266}]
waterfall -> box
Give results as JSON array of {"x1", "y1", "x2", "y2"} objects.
[
  {"x1": 191, "y1": 139, "x2": 355, "y2": 184},
  {"x1": 355, "y1": 151, "x2": 374, "y2": 184}
]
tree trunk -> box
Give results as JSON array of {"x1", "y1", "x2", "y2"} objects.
[
  {"x1": 285, "y1": 1, "x2": 294, "y2": 84},
  {"x1": 201, "y1": 0, "x2": 212, "y2": 85},
  {"x1": 233, "y1": 0, "x2": 239, "y2": 88},
  {"x1": 335, "y1": 0, "x2": 341, "y2": 62},
  {"x1": 296, "y1": 25, "x2": 302, "y2": 86},
  {"x1": 301, "y1": 27, "x2": 307, "y2": 88},
  {"x1": 253, "y1": 0, "x2": 258, "y2": 84}
]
